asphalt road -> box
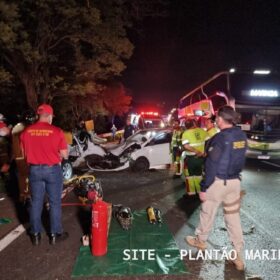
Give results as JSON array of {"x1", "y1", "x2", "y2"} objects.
[{"x1": 0, "y1": 159, "x2": 280, "y2": 280}]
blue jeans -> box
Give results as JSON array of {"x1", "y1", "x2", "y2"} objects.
[{"x1": 29, "y1": 164, "x2": 63, "y2": 234}]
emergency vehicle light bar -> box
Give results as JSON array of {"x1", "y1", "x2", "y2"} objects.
[{"x1": 140, "y1": 112, "x2": 159, "y2": 116}]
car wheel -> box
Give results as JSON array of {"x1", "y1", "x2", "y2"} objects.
[
  {"x1": 132, "y1": 157, "x2": 149, "y2": 172},
  {"x1": 61, "y1": 160, "x2": 73, "y2": 181}
]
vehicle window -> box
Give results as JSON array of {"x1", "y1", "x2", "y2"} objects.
[
  {"x1": 138, "y1": 117, "x2": 164, "y2": 129},
  {"x1": 238, "y1": 108, "x2": 280, "y2": 133},
  {"x1": 151, "y1": 132, "x2": 172, "y2": 145},
  {"x1": 144, "y1": 119, "x2": 162, "y2": 128}
]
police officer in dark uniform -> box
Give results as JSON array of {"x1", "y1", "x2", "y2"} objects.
[{"x1": 186, "y1": 106, "x2": 247, "y2": 271}]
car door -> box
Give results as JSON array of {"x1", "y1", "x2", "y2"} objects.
[{"x1": 144, "y1": 131, "x2": 172, "y2": 166}]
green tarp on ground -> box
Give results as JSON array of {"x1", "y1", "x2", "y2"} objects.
[
  {"x1": 0, "y1": 218, "x2": 11, "y2": 225},
  {"x1": 72, "y1": 210, "x2": 188, "y2": 277}
]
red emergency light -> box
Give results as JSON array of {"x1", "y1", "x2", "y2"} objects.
[{"x1": 140, "y1": 111, "x2": 159, "y2": 116}]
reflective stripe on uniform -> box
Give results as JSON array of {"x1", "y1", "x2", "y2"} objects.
[
  {"x1": 181, "y1": 151, "x2": 187, "y2": 157},
  {"x1": 185, "y1": 151, "x2": 196, "y2": 156},
  {"x1": 189, "y1": 142, "x2": 205, "y2": 147}
]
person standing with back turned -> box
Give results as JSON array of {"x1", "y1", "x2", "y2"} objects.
[
  {"x1": 123, "y1": 119, "x2": 135, "y2": 140},
  {"x1": 185, "y1": 106, "x2": 247, "y2": 271},
  {"x1": 181, "y1": 119, "x2": 209, "y2": 195},
  {"x1": 20, "y1": 104, "x2": 69, "y2": 246}
]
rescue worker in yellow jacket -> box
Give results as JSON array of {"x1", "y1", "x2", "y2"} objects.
[
  {"x1": 170, "y1": 120, "x2": 183, "y2": 177},
  {"x1": 182, "y1": 119, "x2": 209, "y2": 195},
  {"x1": 204, "y1": 115, "x2": 219, "y2": 154}
]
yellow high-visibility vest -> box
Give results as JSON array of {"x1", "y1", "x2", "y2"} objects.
[
  {"x1": 171, "y1": 129, "x2": 182, "y2": 148},
  {"x1": 182, "y1": 128, "x2": 209, "y2": 155},
  {"x1": 207, "y1": 127, "x2": 219, "y2": 138}
]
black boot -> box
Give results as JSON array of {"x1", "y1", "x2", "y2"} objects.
[
  {"x1": 30, "y1": 233, "x2": 41, "y2": 246},
  {"x1": 49, "y1": 232, "x2": 69, "y2": 245}
]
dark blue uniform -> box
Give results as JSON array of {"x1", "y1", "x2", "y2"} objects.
[
  {"x1": 124, "y1": 124, "x2": 134, "y2": 140},
  {"x1": 201, "y1": 127, "x2": 247, "y2": 192}
]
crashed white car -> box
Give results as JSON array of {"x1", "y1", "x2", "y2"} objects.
[{"x1": 86, "y1": 128, "x2": 173, "y2": 171}]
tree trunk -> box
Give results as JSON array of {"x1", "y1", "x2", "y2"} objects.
[
  {"x1": 39, "y1": 87, "x2": 50, "y2": 104},
  {"x1": 22, "y1": 77, "x2": 38, "y2": 110}
]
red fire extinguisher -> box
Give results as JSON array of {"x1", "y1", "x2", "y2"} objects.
[{"x1": 91, "y1": 200, "x2": 108, "y2": 256}]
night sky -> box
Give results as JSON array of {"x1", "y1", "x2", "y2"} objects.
[{"x1": 122, "y1": 0, "x2": 280, "y2": 111}]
